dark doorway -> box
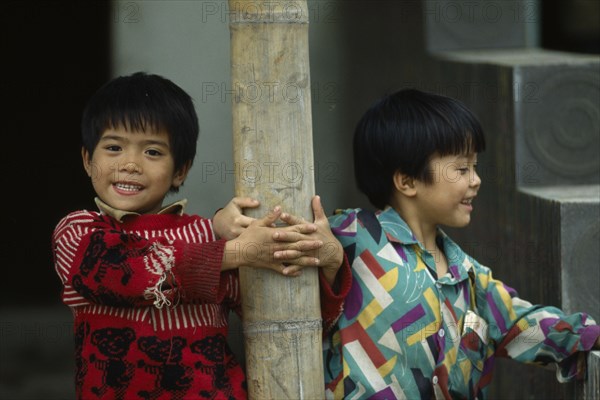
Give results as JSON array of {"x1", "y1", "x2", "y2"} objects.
[
  {"x1": 2, "y1": 1, "x2": 109, "y2": 306},
  {"x1": 541, "y1": 0, "x2": 600, "y2": 54}
]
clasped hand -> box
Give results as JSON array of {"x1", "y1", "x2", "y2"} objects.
[{"x1": 216, "y1": 196, "x2": 343, "y2": 284}]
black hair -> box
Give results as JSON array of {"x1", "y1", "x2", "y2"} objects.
[
  {"x1": 353, "y1": 88, "x2": 485, "y2": 209},
  {"x1": 81, "y1": 72, "x2": 199, "y2": 191}
]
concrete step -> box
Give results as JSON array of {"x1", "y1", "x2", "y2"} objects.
[
  {"x1": 520, "y1": 184, "x2": 600, "y2": 321},
  {"x1": 423, "y1": 0, "x2": 540, "y2": 51},
  {"x1": 433, "y1": 48, "x2": 600, "y2": 187}
]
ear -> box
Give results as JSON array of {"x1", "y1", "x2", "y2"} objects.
[
  {"x1": 392, "y1": 170, "x2": 417, "y2": 197},
  {"x1": 172, "y1": 161, "x2": 192, "y2": 188},
  {"x1": 82, "y1": 147, "x2": 93, "y2": 178}
]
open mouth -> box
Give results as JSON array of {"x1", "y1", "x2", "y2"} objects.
[
  {"x1": 113, "y1": 183, "x2": 143, "y2": 193},
  {"x1": 461, "y1": 199, "x2": 473, "y2": 205}
]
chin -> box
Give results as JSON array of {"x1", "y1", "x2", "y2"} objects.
[
  {"x1": 451, "y1": 219, "x2": 471, "y2": 228},
  {"x1": 113, "y1": 201, "x2": 144, "y2": 213}
]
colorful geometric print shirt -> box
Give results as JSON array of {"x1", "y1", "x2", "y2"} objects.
[{"x1": 324, "y1": 207, "x2": 600, "y2": 400}]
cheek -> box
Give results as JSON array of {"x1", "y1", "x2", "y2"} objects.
[
  {"x1": 88, "y1": 155, "x2": 118, "y2": 179},
  {"x1": 450, "y1": 178, "x2": 469, "y2": 194},
  {"x1": 86, "y1": 159, "x2": 105, "y2": 182},
  {"x1": 156, "y1": 168, "x2": 178, "y2": 185},
  {"x1": 444, "y1": 169, "x2": 462, "y2": 183}
]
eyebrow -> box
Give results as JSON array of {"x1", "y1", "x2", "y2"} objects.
[
  {"x1": 99, "y1": 135, "x2": 170, "y2": 148},
  {"x1": 451, "y1": 154, "x2": 478, "y2": 163}
]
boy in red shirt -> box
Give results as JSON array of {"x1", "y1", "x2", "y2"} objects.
[{"x1": 52, "y1": 72, "x2": 350, "y2": 399}]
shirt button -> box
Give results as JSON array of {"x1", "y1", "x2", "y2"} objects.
[
  {"x1": 438, "y1": 329, "x2": 445, "y2": 338},
  {"x1": 436, "y1": 282, "x2": 442, "y2": 289},
  {"x1": 432, "y1": 375, "x2": 439, "y2": 385}
]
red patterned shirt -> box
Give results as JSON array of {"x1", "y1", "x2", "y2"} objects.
[{"x1": 53, "y1": 199, "x2": 350, "y2": 399}]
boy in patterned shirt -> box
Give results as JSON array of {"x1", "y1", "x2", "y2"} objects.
[
  {"x1": 220, "y1": 88, "x2": 600, "y2": 399},
  {"x1": 318, "y1": 89, "x2": 600, "y2": 399},
  {"x1": 52, "y1": 72, "x2": 350, "y2": 399}
]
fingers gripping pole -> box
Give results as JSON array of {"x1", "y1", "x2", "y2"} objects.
[{"x1": 228, "y1": 1, "x2": 324, "y2": 399}]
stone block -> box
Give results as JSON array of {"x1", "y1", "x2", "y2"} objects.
[
  {"x1": 521, "y1": 185, "x2": 600, "y2": 321},
  {"x1": 432, "y1": 49, "x2": 600, "y2": 187},
  {"x1": 585, "y1": 351, "x2": 600, "y2": 400},
  {"x1": 424, "y1": 0, "x2": 540, "y2": 52},
  {"x1": 514, "y1": 62, "x2": 600, "y2": 186}
]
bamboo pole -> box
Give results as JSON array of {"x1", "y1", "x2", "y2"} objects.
[{"x1": 228, "y1": 1, "x2": 324, "y2": 399}]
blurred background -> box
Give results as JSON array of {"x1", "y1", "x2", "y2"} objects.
[{"x1": 2, "y1": 1, "x2": 598, "y2": 398}]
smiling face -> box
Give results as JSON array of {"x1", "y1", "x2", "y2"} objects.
[
  {"x1": 412, "y1": 152, "x2": 481, "y2": 229},
  {"x1": 82, "y1": 126, "x2": 189, "y2": 214}
]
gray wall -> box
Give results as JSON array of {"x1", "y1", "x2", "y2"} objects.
[
  {"x1": 112, "y1": 0, "x2": 377, "y2": 216},
  {"x1": 111, "y1": 0, "x2": 430, "y2": 215}
]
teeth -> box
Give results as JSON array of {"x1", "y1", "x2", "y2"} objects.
[
  {"x1": 115, "y1": 183, "x2": 142, "y2": 192},
  {"x1": 462, "y1": 199, "x2": 472, "y2": 205}
]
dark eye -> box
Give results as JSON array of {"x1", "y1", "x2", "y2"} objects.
[
  {"x1": 146, "y1": 149, "x2": 162, "y2": 156},
  {"x1": 105, "y1": 145, "x2": 121, "y2": 152}
]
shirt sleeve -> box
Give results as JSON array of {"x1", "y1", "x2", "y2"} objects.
[
  {"x1": 473, "y1": 263, "x2": 600, "y2": 381},
  {"x1": 320, "y1": 252, "x2": 352, "y2": 333},
  {"x1": 52, "y1": 212, "x2": 228, "y2": 309},
  {"x1": 318, "y1": 209, "x2": 359, "y2": 334},
  {"x1": 328, "y1": 209, "x2": 359, "y2": 246}
]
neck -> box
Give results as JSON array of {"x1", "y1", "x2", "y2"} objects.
[
  {"x1": 389, "y1": 200, "x2": 438, "y2": 251},
  {"x1": 403, "y1": 215, "x2": 438, "y2": 251}
]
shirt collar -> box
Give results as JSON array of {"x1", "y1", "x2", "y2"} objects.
[
  {"x1": 94, "y1": 197, "x2": 187, "y2": 222},
  {"x1": 378, "y1": 206, "x2": 474, "y2": 282},
  {"x1": 376, "y1": 206, "x2": 420, "y2": 245},
  {"x1": 377, "y1": 206, "x2": 454, "y2": 249}
]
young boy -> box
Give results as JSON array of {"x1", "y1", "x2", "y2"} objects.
[
  {"x1": 223, "y1": 88, "x2": 600, "y2": 398},
  {"x1": 320, "y1": 89, "x2": 600, "y2": 399},
  {"x1": 52, "y1": 72, "x2": 350, "y2": 399}
]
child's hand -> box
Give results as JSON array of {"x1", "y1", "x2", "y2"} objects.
[
  {"x1": 275, "y1": 195, "x2": 344, "y2": 285},
  {"x1": 213, "y1": 197, "x2": 260, "y2": 240},
  {"x1": 223, "y1": 206, "x2": 323, "y2": 275}
]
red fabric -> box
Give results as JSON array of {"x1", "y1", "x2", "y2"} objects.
[
  {"x1": 320, "y1": 252, "x2": 352, "y2": 333},
  {"x1": 53, "y1": 209, "x2": 352, "y2": 399},
  {"x1": 53, "y1": 211, "x2": 245, "y2": 399}
]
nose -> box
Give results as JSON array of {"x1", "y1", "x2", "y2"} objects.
[
  {"x1": 120, "y1": 161, "x2": 142, "y2": 174},
  {"x1": 470, "y1": 169, "x2": 481, "y2": 188}
]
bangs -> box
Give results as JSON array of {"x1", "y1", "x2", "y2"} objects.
[
  {"x1": 98, "y1": 107, "x2": 166, "y2": 136},
  {"x1": 89, "y1": 82, "x2": 172, "y2": 136},
  {"x1": 418, "y1": 95, "x2": 486, "y2": 157}
]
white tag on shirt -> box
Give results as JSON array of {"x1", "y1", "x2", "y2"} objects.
[{"x1": 463, "y1": 310, "x2": 489, "y2": 345}]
